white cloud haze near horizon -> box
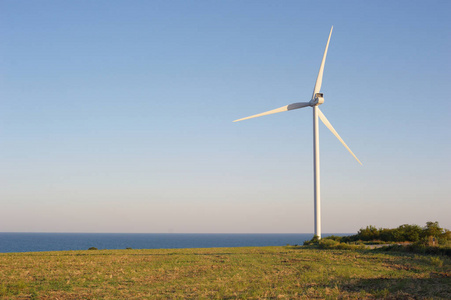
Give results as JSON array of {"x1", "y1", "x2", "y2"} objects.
[{"x1": 1, "y1": 1, "x2": 450, "y2": 233}]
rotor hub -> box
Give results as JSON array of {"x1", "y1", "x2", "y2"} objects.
[{"x1": 310, "y1": 93, "x2": 324, "y2": 106}]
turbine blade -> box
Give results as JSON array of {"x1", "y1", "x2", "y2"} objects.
[
  {"x1": 317, "y1": 108, "x2": 362, "y2": 165},
  {"x1": 233, "y1": 102, "x2": 310, "y2": 122},
  {"x1": 312, "y1": 26, "x2": 333, "y2": 99}
]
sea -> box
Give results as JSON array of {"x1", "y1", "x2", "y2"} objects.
[{"x1": 0, "y1": 233, "x2": 349, "y2": 253}]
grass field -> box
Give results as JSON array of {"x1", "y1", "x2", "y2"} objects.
[{"x1": 1, "y1": 246, "x2": 450, "y2": 299}]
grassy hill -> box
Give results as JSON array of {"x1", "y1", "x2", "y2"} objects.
[{"x1": 1, "y1": 246, "x2": 450, "y2": 299}]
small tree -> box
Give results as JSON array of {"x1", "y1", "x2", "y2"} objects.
[
  {"x1": 422, "y1": 222, "x2": 443, "y2": 238},
  {"x1": 395, "y1": 224, "x2": 422, "y2": 242},
  {"x1": 379, "y1": 228, "x2": 395, "y2": 242},
  {"x1": 357, "y1": 225, "x2": 379, "y2": 241}
]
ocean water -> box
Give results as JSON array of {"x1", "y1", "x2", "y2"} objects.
[{"x1": 0, "y1": 233, "x2": 348, "y2": 253}]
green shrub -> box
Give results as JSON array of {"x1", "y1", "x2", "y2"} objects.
[
  {"x1": 318, "y1": 239, "x2": 339, "y2": 249},
  {"x1": 343, "y1": 222, "x2": 450, "y2": 244},
  {"x1": 377, "y1": 243, "x2": 451, "y2": 257},
  {"x1": 317, "y1": 239, "x2": 365, "y2": 250},
  {"x1": 358, "y1": 225, "x2": 380, "y2": 241},
  {"x1": 88, "y1": 247, "x2": 98, "y2": 250},
  {"x1": 323, "y1": 235, "x2": 343, "y2": 242},
  {"x1": 303, "y1": 235, "x2": 320, "y2": 246}
]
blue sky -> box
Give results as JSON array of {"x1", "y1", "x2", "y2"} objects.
[{"x1": 1, "y1": 1, "x2": 450, "y2": 233}]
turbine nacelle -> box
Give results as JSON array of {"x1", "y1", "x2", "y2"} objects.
[{"x1": 309, "y1": 93, "x2": 324, "y2": 106}]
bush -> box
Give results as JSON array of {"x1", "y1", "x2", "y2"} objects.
[
  {"x1": 323, "y1": 235, "x2": 343, "y2": 242},
  {"x1": 88, "y1": 247, "x2": 98, "y2": 250},
  {"x1": 377, "y1": 243, "x2": 451, "y2": 257},
  {"x1": 304, "y1": 222, "x2": 451, "y2": 251},
  {"x1": 358, "y1": 225, "x2": 380, "y2": 241},
  {"x1": 398, "y1": 224, "x2": 422, "y2": 242},
  {"x1": 342, "y1": 222, "x2": 450, "y2": 244},
  {"x1": 422, "y1": 222, "x2": 443, "y2": 238},
  {"x1": 318, "y1": 239, "x2": 339, "y2": 249},
  {"x1": 304, "y1": 235, "x2": 365, "y2": 250},
  {"x1": 303, "y1": 235, "x2": 320, "y2": 246},
  {"x1": 317, "y1": 239, "x2": 365, "y2": 250}
]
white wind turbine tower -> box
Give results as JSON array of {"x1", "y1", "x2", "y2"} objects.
[{"x1": 233, "y1": 27, "x2": 362, "y2": 239}]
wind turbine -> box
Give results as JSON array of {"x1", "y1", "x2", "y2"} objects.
[{"x1": 233, "y1": 26, "x2": 361, "y2": 239}]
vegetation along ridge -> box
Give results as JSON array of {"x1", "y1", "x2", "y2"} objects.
[{"x1": 1, "y1": 222, "x2": 450, "y2": 299}]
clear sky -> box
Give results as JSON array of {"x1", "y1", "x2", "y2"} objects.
[{"x1": 1, "y1": 1, "x2": 450, "y2": 233}]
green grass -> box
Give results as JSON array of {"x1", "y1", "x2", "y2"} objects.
[{"x1": 1, "y1": 246, "x2": 450, "y2": 299}]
